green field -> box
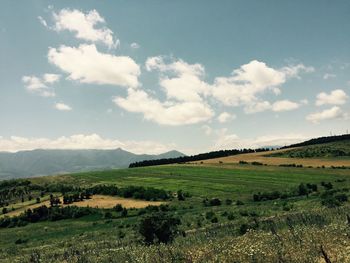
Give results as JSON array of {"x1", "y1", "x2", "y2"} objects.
[{"x1": 1, "y1": 163, "x2": 350, "y2": 262}]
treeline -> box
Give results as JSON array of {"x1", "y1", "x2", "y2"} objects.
[
  {"x1": 0, "y1": 205, "x2": 97, "y2": 228},
  {"x1": 282, "y1": 134, "x2": 350, "y2": 149},
  {"x1": 129, "y1": 148, "x2": 270, "y2": 168},
  {"x1": 87, "y1": 185, "x2": 170, "y2": 201},
  {"x1": 0, "y1": 180, "x2": 82, "y2": 208},
  {"x1": 253, "y1": 183, "x2": 318, "y2": 202}
]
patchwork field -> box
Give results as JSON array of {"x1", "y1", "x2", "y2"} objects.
[
  {"x1": 1, "y1": 147, "x2": 350, "y2": 262},
  {"x1": 2, "y1": 195, "x2": 164, "y2": 217}
]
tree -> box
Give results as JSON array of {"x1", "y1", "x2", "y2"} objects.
[
  {"x1": 121, "y1": 208, "x2": 128, "y2": 217},
  {"x1": 139, "y1": 212, "x2": 181, "y2": 244},
  {"x1": 298, "y1": 183, "x2": 308, "y2": 196},
  {"x1": 177, "y1": 190, "x2": 185, "y2": 201},
  {"x1": 114, "y1": 204, "x2": 123, "y2": 212},
  {"x1": 2, "y1": 207, "x2": 7, "y2": 214}
]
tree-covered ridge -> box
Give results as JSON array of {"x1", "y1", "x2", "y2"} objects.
[
  {"x1": 282, "y1": 134, "x2": 350, "y2": 149},
  {"x1": 129, "y1": 148, "x2": 270, "y2": 168},
  {"x1": 268, "y1": 140, "x2": 350, "y2": 159}
]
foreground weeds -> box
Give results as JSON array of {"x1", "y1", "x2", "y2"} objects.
[{"x1": 2, "y1": 206, "x2": 350, "y2": 263}]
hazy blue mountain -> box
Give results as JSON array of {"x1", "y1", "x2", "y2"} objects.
[{"x1": 0, "y1": 149, "x2": 185, "y2": 180}]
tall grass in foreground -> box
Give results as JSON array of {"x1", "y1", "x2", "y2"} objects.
[{"x1": 2, "y1": 206, "x2": 349, "y2": 263}]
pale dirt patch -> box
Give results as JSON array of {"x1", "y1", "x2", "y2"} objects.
[
  {"x1": 2, "y1": 195, "x2": 165, "y2": 217},
  {"x1": 195, "y1": 147, "x2": 350, "y2": 168},
  {"x1": 65, "y1": 195, "x2": 165, "y2": 209}
]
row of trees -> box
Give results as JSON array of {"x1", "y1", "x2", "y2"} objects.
[
  {"x1": 129, "y1": 148, "x2": 270, "y2": 168},
  {"x1": 0, "y1": 205, "x2": 97, "y2": 228},
  {"x1": 253, "y1": 183, "x2": 318, "y2": 202},
  {"x1": 282, "y1": 134, "x2": 350, "y2": 149},
  {"x1": 87, "y1": 185, "x2": 170, "y2": 201}
]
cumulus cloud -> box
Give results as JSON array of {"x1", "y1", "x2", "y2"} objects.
[
  {"x1": 48, "y1": 44, "x2": 140, "y2": 88},
  {"x1": 306, "y1": 106, "x2": 347, "y2": 123},
  {"x1": 217, "y1": 112, "x2": 235, "y2": 123},
  {"x1": 244, "y1": 101, "x2": 271, "y2": 114},
  {"x1": 22, "y1": 74, "x2": 60, "y2": 97},
  {"x1": 315, "y1": 89, "x2": 348, "y2": 106},
  {"x1": 145, "y1": 56, "x2": 210, "y2": 102},
  {"x1": 114, "y1": 88, "x2": 214, "y2": 125},
  {"x1": 53, "y1": 9, "x2": 118, "y2": 48},
  {"x1": 0, "y1": 134, "x2": 176, "y2": 154},
  {"x1": 55, "y1": 102, "x2": 72, "y2": 111},
  {"x1": 212, "y1": 60, "x2": 313, "y2": 111},
  {"x1": 272, "y1": 100, "x2": 300, "y2": 112}
]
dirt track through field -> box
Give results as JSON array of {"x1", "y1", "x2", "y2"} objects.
[{"x1": 196, "y1": 148, "x2": 350, "y2": 168}]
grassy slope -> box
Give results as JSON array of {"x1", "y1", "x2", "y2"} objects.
[
  {"x1": 1, "y1": 163, "x2": 350, "y2": 262},
  {"x1": 267, "y1": 140, "x2": 350, "y2": 159},
  {"x1": 31, "y1": 164, "x2": 350, "y2": 198}
]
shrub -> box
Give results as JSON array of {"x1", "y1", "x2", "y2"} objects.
[
  {"x1": 227, "y1": 212, "x2": 235, "y2": 221},
  {"x1": 236, "y1": 200, "x2": 244, "y2": 206},
  {"x1": 211, "y1": 217, "x2": 218, "y2": 223},
  {"x1": 321, "y1": 182, "x2": 333, "y2": 190},
  {"x1": 225, "y1": 199, "x2": 233, "y2": 205},
  {"x1": 138, "y1": 212, "x2": 181, "y2": 244},
  {"x1": 205, "y1": 211, "x2": 215, "y2": 220},
  {"x1": 209, "y1": 198, "x2": 221, "y2": 206},
  {"x1": 239, "y1": 223, "x2": 249, "y2": 235},
  {"x1": 114, "y1": 204, "x2": 123, "y2": 212},
  {"x1": 298, "y1": 183, "x2": 309, "y2": 196},
  {"x1": 177, "y1": 190, "x2": 185, "y2": 201},
  {"x1": 121, "y1": 208, "x2": 128, "y2": 217}
]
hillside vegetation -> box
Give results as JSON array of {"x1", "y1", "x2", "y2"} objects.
[
  {"x1": 1, "y1": 163, "x2": 350, "y2": 262},
  {"x1": 267, "y1": 140, "x2": 350, "y2": 159}
]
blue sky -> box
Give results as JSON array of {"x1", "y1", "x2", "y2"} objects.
[{"x1": 0, "y1": 0, "x2": 349, "y2": 154}]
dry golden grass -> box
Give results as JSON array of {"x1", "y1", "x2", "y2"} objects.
[
  {"x1": 197, "y1": 147, "x2": 350, "y2": 167},
  {"x1": 3, "y1": 195, "x2": 165, "y2": 217}
]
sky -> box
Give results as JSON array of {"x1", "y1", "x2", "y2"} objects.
[{"x1": 0, "y1": 0, "x2": 349, "y2": 154}]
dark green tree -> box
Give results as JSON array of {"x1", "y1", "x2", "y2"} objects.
[{"x1": 139, "y1": 212, "x2": 181, "y2": 244}]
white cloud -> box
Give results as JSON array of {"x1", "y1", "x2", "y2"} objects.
[
  {"x1": 48, "y1": 44, "x2": 140, "y2": 88},
  {"x1": 323, "y1": 73, "x2": 336, "y2": 80},
  {"x1": 212, "y1": 60, "x2": 313, "y2": 110},
  {"x1": 55, "y1": 102, "x2": 72, "y2": 111},
  {"x1": 213, "y1": 130, "x2": 308, "y2": 150},
  {"x1": 244, "y1": 101, "x2": 271, "y2": 113},
  {"x1": 315, "y1": 89, "x2": 348, "y2": 106},
  {"x1": 217, "y1": 112, "x2": 235, "y2": 123},
  {"x1": 22, "y1": 74, "x2": 60, "y2": 97},
  {"x1": 38, "y1": 16, "x2": 48, "y2": 28},
  {"x1": 306, "y1": 106, "x2": 347, "y2": 123},
  {"x1": 114, "y1": 88, "x2": 214, "y2": 126},
  {"x1": 145, "y1": 56, "x2": 210, "y2": 102},
  {"x1": 130, "y1": 42, "x2": 140, "y2": 49},
  {"x1": 0, "y1": 134, "x2": 176, "y2": 155},
  {"x1": 43, "y1": 73, "x2": 61, "y2": 83},
  {"x1": 53, "y1": 9, "x2": 118, "y2": 48},
  {"x1": 272, "y1": 100, "x2": 300, "y2": 112}
]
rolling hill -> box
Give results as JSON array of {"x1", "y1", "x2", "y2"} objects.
[{"x1": 0, "y1": 148, "x2": 185, "y2": 179}]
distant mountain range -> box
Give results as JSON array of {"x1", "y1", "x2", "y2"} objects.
[{"x1": 0, "y1": 149, "x2": 185, "y2": 180}]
